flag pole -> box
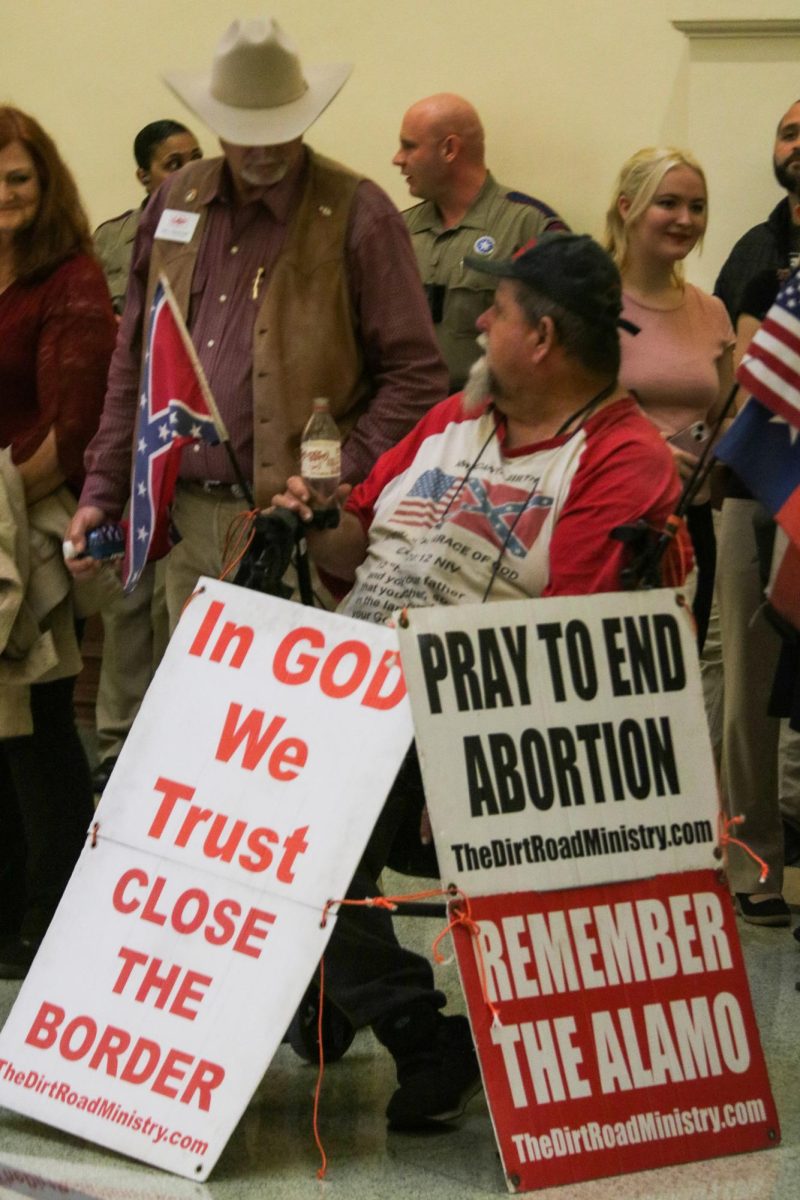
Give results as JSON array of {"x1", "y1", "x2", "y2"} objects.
[
  {"x1": 615, "y1": 380, "x2": 741, "y2": 590},
  {"x1": 159, "y1": 273, "x2": 256, "y2": 509},
  {"x1": 675, "y1": 379, "x2": 740, "y2": 516}
]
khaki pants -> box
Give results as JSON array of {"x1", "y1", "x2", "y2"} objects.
[
  {"x1": 95, "y1": 560, "x2": 169, "y2": 761},
  {"x1": 165, "y1": 484, "x2": 250, "y2": 633},
  {"x1": 165, "y1": 483, "x2": 337, "y2": 632},
  {"x1": 717, "y1": 499, "x2": 785, "y2": 894}
]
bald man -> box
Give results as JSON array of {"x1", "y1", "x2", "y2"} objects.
[{"x1": 393, "y1": 93, "x2": 568, "y2": 390}]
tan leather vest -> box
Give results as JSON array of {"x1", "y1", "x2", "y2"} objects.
[{"x1": 145, "y1": 151, "x2": 367, "y2": 505}]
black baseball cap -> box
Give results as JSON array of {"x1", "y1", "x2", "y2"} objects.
[{"x1": 465, "y1": 232, "x2": 623, "y2": 329}]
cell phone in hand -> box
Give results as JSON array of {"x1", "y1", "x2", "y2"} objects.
[{"x1": 668, "y1": 421, "x2": 712, "y2": 456}]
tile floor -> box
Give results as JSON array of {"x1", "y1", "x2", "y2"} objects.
[{"x1": 0, "y1": 869, "x2": 798, "y2": 1200}]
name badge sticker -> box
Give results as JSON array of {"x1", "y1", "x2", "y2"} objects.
[{"x1": 154, "y1": 208, "x2": 200, "y2": 244}]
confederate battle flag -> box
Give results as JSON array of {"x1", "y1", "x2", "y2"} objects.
[{"x1": 124, "y1": 276, "x2": 226, "y2": 593}]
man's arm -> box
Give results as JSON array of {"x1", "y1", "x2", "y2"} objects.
[
  {"x1": 544, "y1": 425, "x2": 683, "y2": 597},
  {"x1": 65, "y1": 206, "x2": 162, "y2": 562},
  {"x1": 340, "y1": 181, "x2": 449, "y2": 482},
  {"x1": 271, "y1": 394, "x2": 464, "y2": 586},
  {"x1": 67, "y1": 189, "x2": 171, "y2": 563}
]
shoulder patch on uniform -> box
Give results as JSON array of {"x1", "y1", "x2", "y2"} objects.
[{"x1": 504, "y1": 191, "x2": 565, "y2": 222}]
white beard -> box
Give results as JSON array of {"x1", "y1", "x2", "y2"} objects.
[
  {"x1": 462, "y1": 335, "x2": 491, "y2": 412},
  {"x1": 241, "y1": 159, "x2": 290, "y2": 187}
]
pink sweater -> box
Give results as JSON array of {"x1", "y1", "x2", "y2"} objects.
[{"x1": 619, "y1": 283, "x2": 734, "y2": 437}]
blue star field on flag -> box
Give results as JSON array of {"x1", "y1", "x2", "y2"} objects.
[{"x1": 125, "y1": 281, "x2": 221, "y2": 592}]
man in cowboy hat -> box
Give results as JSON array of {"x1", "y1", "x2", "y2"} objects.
[{"x1": 67, "y1": 16, "x2": 447, "y2": 626}]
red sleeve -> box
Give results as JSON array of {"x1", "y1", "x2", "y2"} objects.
[
  {"x1": 17, "y1": 256, "x2": 116, "y2": 491},
  {"x1": 543, "y1": 418, "x2": 683, "y2": 597}
]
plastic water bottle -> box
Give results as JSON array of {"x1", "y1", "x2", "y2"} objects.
[{"x1": 301, "y1": 397, "x2": 341, "y2": 500}]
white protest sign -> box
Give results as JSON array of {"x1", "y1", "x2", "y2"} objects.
[
  {"x1": 398, "y1": 589, "x2": 718, "y2": 894},
  {"x1": 0, "y1": 579, "x2": 413, "y2": 1179}
]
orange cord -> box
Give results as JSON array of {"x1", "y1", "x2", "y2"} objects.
[
  {"x1": 718, "y1": 812, "x2": 770, "y2": 884},
  {"x1": 219, "y1": 508, "x2": 260, "y2": 581},
  {"x1": 659, "y1": 513, "x2": 695, "y2": 588},
  {"x1": 312, "y1": 956, "x2": 327, "y2": 1180},
  {"x1": 312, "y1": 885, "x2": 498, "y2": 1179},
  {"x1": 431, "y1": 892, "x2": 501, "y2": 1026}
]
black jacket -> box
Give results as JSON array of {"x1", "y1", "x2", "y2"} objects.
[{"x1": 713, "y1": 198, "x2": 795, "y2": 321}]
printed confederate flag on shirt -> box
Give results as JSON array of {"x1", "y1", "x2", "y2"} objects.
[
  {"x1": 124, "y1": 279, "x2": 222, "y2": 593},
  {"x1": 715, "y1": 269, "x2": 800, "y2": 627}
]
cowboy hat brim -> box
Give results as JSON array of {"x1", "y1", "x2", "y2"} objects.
[{"x1": 163, "y1": 60, "x2": 352, "y2": 145}]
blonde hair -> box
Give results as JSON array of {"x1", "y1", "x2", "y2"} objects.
[{"x1": 603, "y1": 146, "x2": 708, "y2": 281}]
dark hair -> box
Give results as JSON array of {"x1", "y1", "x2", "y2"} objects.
[
  {"x1": 0, "y1": 105, "x2": 92, "y2": 282},
  {"x1": 133, "y1": 120, "x2": 191, "y2": 170},
  {"x1": 512, "y1": 280, "x2": 621, "y2": 377},
  {"x1": 466, "y1": 233, "x2": 622, "y2": 376}
]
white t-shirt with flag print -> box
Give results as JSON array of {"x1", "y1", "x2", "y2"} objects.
[{"x1": 337, "y1": 393, "x2": 682, "y2": 625}]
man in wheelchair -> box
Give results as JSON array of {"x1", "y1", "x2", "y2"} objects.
[{"x1": 270, "y1": 233, "x2": 690, "y2": 1130}]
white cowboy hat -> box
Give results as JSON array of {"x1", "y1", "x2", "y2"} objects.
[{"x1": 163, "y1": 17, "x2": 352, "y2": 146}]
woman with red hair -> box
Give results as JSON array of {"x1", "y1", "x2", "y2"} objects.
[{"x1": 0, "y1": 107, "x2": 116, "y2": 977}]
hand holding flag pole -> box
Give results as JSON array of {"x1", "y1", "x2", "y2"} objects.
[
  {"x1": 613, "y1": 381, "x2": 739, "y2": 590},
  {"x1": 124, "y1": 274, "x2": 255, "y2": 593}
]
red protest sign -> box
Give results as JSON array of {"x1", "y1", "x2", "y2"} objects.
[{"x1": 451, "y1": 869, "x2": 779, "y2": 1193}]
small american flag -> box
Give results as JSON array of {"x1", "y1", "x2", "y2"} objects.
[
  {"x1": 717, "y1": 271, "x2": 800, "y2": 631},
  {"x1": 124, "y1": 277, "x2": 225, "y2": 592},
  {"x1": 390, "y1": 469, "x2": 462, "y2": 527},
  {"x1": 736, "y1": 270, "x2": 800, "y2": 428}
]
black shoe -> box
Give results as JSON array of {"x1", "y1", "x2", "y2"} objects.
[
  {"x1": 736, "y1": 893, "x2": 791, "y2": 927},
  {"x1": 285, "y1": 982, "x2": 356, "y2": 1064},
  {"x1": 91, "y1": 756, "x2": 118, "y2": 794},
  {"x1": 378, "y1": 1003, "x2": 482, "y2": 1130},
  {"x1": 0, "y1": 934, "x2": 40, "y2": 980},
  {"x1": 784, "y1": 821, "x2": 800, "y2": 868}
]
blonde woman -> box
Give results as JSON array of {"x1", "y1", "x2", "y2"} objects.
[{"x1": 604, "y1": 147, "x2": 734, "y2": 647}]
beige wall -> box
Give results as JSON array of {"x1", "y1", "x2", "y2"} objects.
[{"x1": 3, "y1": 1, "x2": 798, "y2": 291}]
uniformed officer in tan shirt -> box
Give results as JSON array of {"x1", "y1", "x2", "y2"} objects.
[{"x1": 393, "y1": 94, "x2": 569, "y2": 391}]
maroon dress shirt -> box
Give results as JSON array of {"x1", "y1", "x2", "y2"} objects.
[{"x1": 81, "y1": 148, "x2": 447, "y2": 517}]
